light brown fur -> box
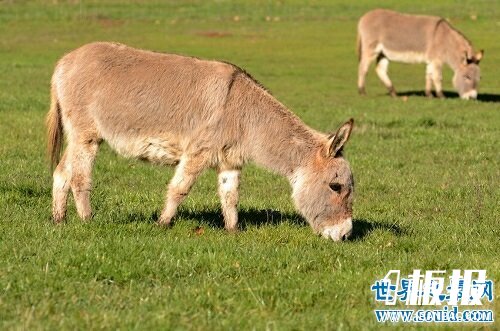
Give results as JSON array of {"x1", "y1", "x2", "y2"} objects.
[
  {"x1": 47, "y1": 42, "x2": 355, "y2": 241},
  {"x1": 357, "y1": 9, "x2": 483, "y2": 99}
]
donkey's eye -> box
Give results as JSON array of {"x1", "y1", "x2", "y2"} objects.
[
  {"x1": 464, "y1": 75, "x2": 471, "y2": 80},
  {"x1": 329, "y1": 183, "x2": 342, "y2": 193}
]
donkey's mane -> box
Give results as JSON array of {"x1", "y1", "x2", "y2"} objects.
[
  {"x1": 440, "y1": 18, "x2": 472, "y2": 47},
  {"x1": 221, "y1": 61, "x2": 322, "y2": 151}
]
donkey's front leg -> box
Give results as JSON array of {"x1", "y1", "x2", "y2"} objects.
[
  {"x1": 217, "y1": 169, "x2": 240, "y2": 232},
  {"x1": 158, "y1": 155, "x2": 207, "y2": 226},
  {"x1": 431, "y1": 62, "x2": 445, "y2": 98}
]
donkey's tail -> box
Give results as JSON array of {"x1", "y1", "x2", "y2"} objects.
[
  {"x1": 356, "y1": 31, "x2": 362, "y2": 62},
  {"x1": 46, "y1": 85, "x2": 63, "y2": 170}
]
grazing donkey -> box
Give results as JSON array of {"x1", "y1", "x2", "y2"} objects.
[
  {"x1": 47, "y1": 42, "x2": 355, "y2": 241},
  {"x1": 357, "y1": 9, "x2": 483, "y2": 99}
]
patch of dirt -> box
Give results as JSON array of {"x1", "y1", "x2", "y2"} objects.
[
  {"x1": 87, "y1": 14, "x2": 125, "y2": 28},
  {"x1": 196, "y1": 31, "x2": 232, "y2": 38},
  {"x1": 193, "y1": 226, "x2": 205, "y2": 236}
]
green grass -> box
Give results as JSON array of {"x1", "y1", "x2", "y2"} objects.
[{"x1": 0, "y1": 1, "x2": 499, "y2": 330}]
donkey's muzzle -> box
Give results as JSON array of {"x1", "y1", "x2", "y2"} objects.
[
  {"x1": 461, "y1": 90, "x2": 478, "y2": 100},
  {"x1": 321, "y1": 218, "x2": 353, "y2": 242}
]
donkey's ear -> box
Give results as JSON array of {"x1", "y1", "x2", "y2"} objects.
[
  {"x1": 326, "y1": 118, "x2": 354, "y2": 158},
  {"x1": 474, "y1": 49, "x2": 484, "y2": 63}
]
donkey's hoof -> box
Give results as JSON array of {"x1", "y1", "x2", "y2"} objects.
[
  {"x1": 425, "y1": 91, "x2": 433, "y2": 98},
  {"x1": 436, "y1": 92, "x2": 445, "y2": 99},
  {"x1": 225, "y1": 227, "x2": 239, "y2": 234},
  {"x1": 52, "y1": 214, "x2": 65, "y2": 225},
  {"x1": 358, "y1": 87, "x2": 366, "y2": 95},
  {"x1": 389, "y1": 87, "x2": 397, "y2": 98},
  {"x1": 81, "y1": 214, "x2": 93, "y2": 222},
  {"x1": 156, "y1": 220, "x2": 173, "y2": 228}
]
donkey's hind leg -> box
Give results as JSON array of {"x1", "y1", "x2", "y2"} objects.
[
  {"x1": 157, "y1": 154, "x2": 208, "y2": 226},
  {"x1": 217, "y1": 169, "x2": 240, "y2": 232},
  {"x1": 52, "y1": 151, "x2": 72, "y2": 223},
  {"x1": 70, "y1": 140, "x2": 99, "y2": 221},
  {"x1": 376, "y1": 55, "x2": 396, "y2": 97},
  {"x1": 358, "y1": 52, "x2": 374, "y2": 95}
]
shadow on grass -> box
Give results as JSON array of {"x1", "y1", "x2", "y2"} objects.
[
  {"x1": 0, "y1": 182, "x2": 50, "y2": 198},
  {"x1": 477, "y1": 93, "x2": 500, "y2": 102},
  {"x1": 350, "y1": 219, "x2": 406, "y2": 241},
  {"x1": 396, "y1": 90, "x2": 500, "y2": 102},
  {"x1": 121, "y1": 208, "x2": 305, "y2": 229},
  {"x1": 122, "y1": 209, "x2": 405, "y2": 240},
  {"x1": 178, "y1": 208, "x2": 307, "y2": 230},
  {"x1": 396, "y1": 90, "x2": 457, "y2": 98},
  {"x1": 123, "y1": 210, "x2": 160, "y2": 224}
]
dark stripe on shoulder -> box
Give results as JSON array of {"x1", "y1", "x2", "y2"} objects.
[
  {"x1": 226, "y1": 66, "x2": 240, "y2": 97},
  {"x1": 433, "y1": 18, "x2": 446, "y2": 36},
  {"x1": 221, "y1": 60, "x2": 272, "y2": 95}
]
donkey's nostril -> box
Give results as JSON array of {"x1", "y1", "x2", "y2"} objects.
[{"x1": 341, "y1": 234, "x2": 347, "y2": 241}]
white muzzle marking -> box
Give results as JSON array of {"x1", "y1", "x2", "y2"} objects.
[
  {"x1": 322, "y1": 218, "x2": 353, "y2": 242},
  {"x1": 461, "y1": 90, "x2": 477, "y2": 100}
]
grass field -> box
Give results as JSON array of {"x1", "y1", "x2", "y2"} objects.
[{"x1": 0, "y1": 1, "x2": 499, "y2": 330}]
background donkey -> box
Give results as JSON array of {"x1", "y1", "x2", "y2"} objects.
[
  {"x1": 357, "y1": 9, "x2": 483, "y2": 99},
  {"x1": 47, "y1": 42, "x2": 355, "y2": 242}
]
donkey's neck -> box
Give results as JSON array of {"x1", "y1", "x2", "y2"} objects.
[
  {"x1": 239, "y1": 81, "x2": 324, "y2": 179},
  {"x1": 440, "y1": 22, "x2": 474, "y2": 70}
]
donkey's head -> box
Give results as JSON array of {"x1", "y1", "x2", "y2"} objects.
[
  {"x1": 453, "y1": 50, "x2": 483, "y2": 100},
  {"x1": 291, "y1": 119, "x2": 354, "y2": 242}
]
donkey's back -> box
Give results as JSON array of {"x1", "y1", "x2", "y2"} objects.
[{"x1": 358, "y1": 9, "x2": 441, "y2": 59}]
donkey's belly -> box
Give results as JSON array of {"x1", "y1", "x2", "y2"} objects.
[
  {"x1": 376, "y1": 43, "x2": 427, "y2": 63},
  {"x1": 104, "y1": 132, "x2": 183, "y2": 165}
]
